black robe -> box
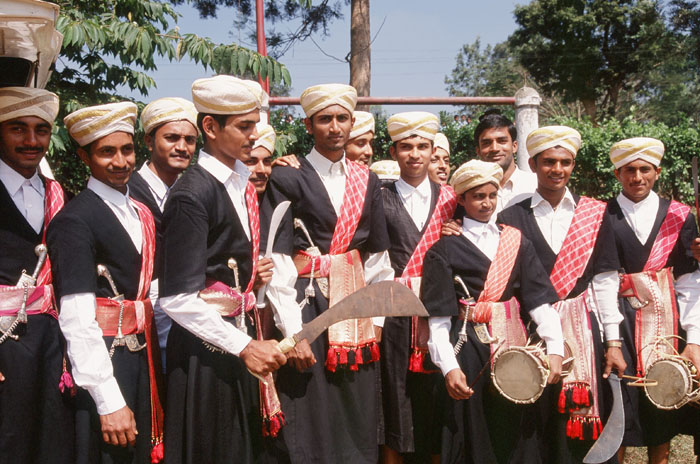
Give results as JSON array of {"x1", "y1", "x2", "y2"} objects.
[
  {"x1": 260, "y1": 158, "x2": 390, "y2": 464},
  {"x1": 160, "y1": 164, "x2": 261, "y2": 464},
  {"x1": 420, "y1": 232, "x2": 558, "y2": 464},
  {"x1": 607, "y1": 197, "x2": 699, "y2": 448},
  {"x1": 0, "y1": 177, "x2": 74, "y2": 464},
  {"x1": 47, "y1": 188, "x2": 152, "y2": 464},
  {"x1": 498, "y1": 196, "x2": 617, "y2": 463},
  {"x1": 380, "y1": 180, "x2": 444, "y2": 459}
]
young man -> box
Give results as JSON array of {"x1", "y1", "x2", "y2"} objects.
[
  {"x1": 345, "y1": 110, "x2": 375, "y2": 166},
  {"x1": 159, "y1": 76, "x2": 286, "y2": 464},
  {"x1": 0, "y1": 87, "x2": 73, "y2": 464},
  {"x1": 129, "y1": 97, "x2": 198, "y2": 363},
  {"x1": 428, "y1": 132, "x2": 450, "y2": 185},
  {"x1": 49, "y1": 101, "x2": 164, "y2": 463},
  {"x1": 422, "y1": 159, "x2": 564, "y2": 464},
  {"x1": 606, "y1": 138, "x2": 700, "y2": 464},
  {"x1": 262, "y1": 83, "x2": 393, "y2": 463},
  {"x1": 380, "y1": 112, "x2": 457, "y2": 464},
  {"x1": 243, "y1": 122, "x2": 275, "y2": 198},
  {"x1": 498, "y1": 126, "x2": 626, "y2": 462}
]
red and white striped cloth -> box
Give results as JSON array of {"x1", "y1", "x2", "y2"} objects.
[
  {"x1": 643, "y1": 200, "x2": 690, "y2": 271},
  {"x1": 329, "y1": 160, "x2": 369, "y2": 254},
  {"x1": 245, "y1": 181, "x2": 260, "y2": 294},
  {"x1": 130, "y1": 198, "x2": 156, "y2": 301}
]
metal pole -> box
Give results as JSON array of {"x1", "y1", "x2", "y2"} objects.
[
  {"x1": 255, "y1": 0, "x2": 269, "y2": 94},
  {"x1": 269, "y1": 96, "x2": 516, "y2": 106}
]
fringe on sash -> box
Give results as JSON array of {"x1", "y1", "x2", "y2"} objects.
[
  {"x1": 325, "y1": 341, "x2": 380, "y2": 372},
  {"x1": 558, "y1": 382, "x2": 593, "y2": 413},
  {"x1": 565, "y1": 415, "x2": 603, "y2": 441}
]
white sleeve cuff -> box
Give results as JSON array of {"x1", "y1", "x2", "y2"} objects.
[
  {"x1": 266, "y1": 253, "x2": 304, "y2": 337},
  {"x1": 603, "y1": 323, "x2": 621, "y2": 342},
  {"x1": 88, "y1": 377, "x2": 127, "y2": 416},
  {"x1": 529, "y1": 303, "x2": 564, "y2": 357},
  {"x1": 363, "y1": 250, "x2": 395, "y2": 284},
  {"x1": 372, "y1": 316, "x2": 385, "y2": 328},
  {"x1": 675, "y1": 270, "x2": 700, "y2": 343},
  {"x1": 591, "y1": 271, "x2": 624, "y2": 340},
  {"x1": 428, "y1": 317, "x2": 460, "y2": 376}
]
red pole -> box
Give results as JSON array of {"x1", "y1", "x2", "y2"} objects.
[{"x1": 255, "y1": 0, "x2": 270, "y2": 94}]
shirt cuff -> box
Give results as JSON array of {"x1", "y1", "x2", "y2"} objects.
[
  {"x1": 528, "y1": 304, "x2": 564, "y2": 357},
  {"x1": 88, "y1": 377, "x2": 127, "y2": 416},
  {"x1": 603, "y1": 323, "x2": 621, "y2": 342},
  {"x1": 687, "y1": 329, "x2": 700, "y2": 346},
  {"x1": 372, "y1": 316, "x2": 385, "y2": 328}
]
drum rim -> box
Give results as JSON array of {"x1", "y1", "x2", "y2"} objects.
[
  {"x1": 644, "y1": 358, "x2": 693, "y2": 410},
  {"x1": 491, "y1": 346, "x2": 547, "y2": 404}
]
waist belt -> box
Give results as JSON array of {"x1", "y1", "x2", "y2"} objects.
[
  {"x1": 293, "y1": 249, "x2": 331, "y2": 278},
  {"x1": 458, "y1": 299, "x2": 493, "y2": 324},
  {"x1": 0, "y1": 284, "x2": 56, "y2": 318},
  {"x1": 95, "y1": 297, "x2": 149, "y2": 336},
  {"x1": 198, "y1": 280, "x2": 256, "y2": 318}
]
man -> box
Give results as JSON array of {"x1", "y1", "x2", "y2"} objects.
[
  {"x1": 159, "y1": 76, "x2": 286, "y2": 464},
  {"x1": 428, "y1": 132, "x2": 450, "y2": 185},
  {"x1": 498, "y1": 126, "x2": 626, "y2": 462},
  {"x1": 0, "y1": 87, "x2": 73, "y2": 464},
  {"x1": 129, "y1": 97, "x2": 198, "y2": 363},
  {"x1": 262, "y1": 83, "x2": 393, "y2": 463},
  {"x1": 379, "y1": 112, "x2": 456, "y2": 464},
  {"x1": 345, "y1": 110, "x2": 375, "y2": 166},
  {"x1": 422, "y1": 159, "x2": 564, "y2": 463},
  {"x1": 370, "y1": 159, "x2": 401, "y2": 188},
  {"x1": 605, "y1": 138, "x2": 700, "y2": 464},
  {"x1": 48, "y1": 101, "x2": 164, "y2": 463},
  {"x1": 243, "y1": 122, "x2": 275, "y2": 198}
]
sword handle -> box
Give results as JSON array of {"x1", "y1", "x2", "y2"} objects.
[
  {"x1": 277, "y1": 336, "x2": 297, "y2": 354},
  {"x1": 96, "y1": 264, "x2": 121, "y2": 299},
  {"x1": 30, "y1": 244, "x2": 48, "y2": 281}
]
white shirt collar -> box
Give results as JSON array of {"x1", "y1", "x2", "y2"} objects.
[
  {"x1": 87, "y1": 176, "x2": 131, "y2": 208},
  {"x1": 462, "y1": 215, "x2": 499, "y2": 235},
  {"x1": 0, "y1": 158, "x2": 43, "y2": 196},
  {"x1": 306, "y1": 147, "x2": 347, "y2": 176},
  {"x1": 395, "y1": 176, "x2": 431, "y2": 201},
  {"x1": 197, "y1": 150, "x2": 251, "y2": 188},
  {"x1": 137, "y1": 162, "x2": 169, "y2": 203},
  {"x1": 617, "y1": 190, "x2": 659, "y2": 214},
  {"x1": 530, "y1": 187, "x2": 576, "y2": 213}
]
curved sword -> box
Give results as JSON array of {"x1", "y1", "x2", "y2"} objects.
[{"x1": 583, "y1": 373, "x2": 624, "y2": 463}]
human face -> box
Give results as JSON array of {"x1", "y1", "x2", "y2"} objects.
[
  {"x1": 428, "y1": 147, "x2": 450, "y2": 185},
  {"x1": 475, "y1": 127, "x2": 517, "y2": 172},
  {"x1": 344, "y1": 131, "x2": 374, "y2": 166},
  {"x1": 0, "y1": 116, "x2": 52, "y2": 178},
  {"x1": 528, "y1": 147, "x2": 575, "y2": 196},
  {"x1": 390, "y1": 135, "x2": 433, "y2": 186},
  {"x1": 146, "y1": 120, "x2": 198, "y2": 175},
  {"x1": 202, "y1": 111, "x2": 260, "y2": 168},
  {"x1": 78, "y1": 131, "x2": 135, "y2": 193},
  {"x1": 244, "y1": 146, "x2": 273, "y2": 194},
  {"x1": 458, "y1": 183, "x2": 498, "y2": 223},
  {"x1": 615, "y1": 159, "x2": 660, "y2": 203},
  {"x1": 304, "y1": 105, "x2": 353, "y2": 160}
]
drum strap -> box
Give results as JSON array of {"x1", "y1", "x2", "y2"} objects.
[{"x1": 487, "y1": 297, "x2": 527, "y2": 364}]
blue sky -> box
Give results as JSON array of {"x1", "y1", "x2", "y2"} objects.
[{"x1": 127, "y1": 1, "x2": 523, "y2": 115}]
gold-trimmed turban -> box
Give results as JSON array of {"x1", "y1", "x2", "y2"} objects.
[
  {"x1": 450, "y1": 159, "x2": 503, "y2": 195},
  {"x1": 300, "y1": 83, "x2": 357, "y2": 118},
  {"x1": 191, "y1": 75, "x2": 266, "y2": 115},
  {"x1": 64, "y1": 102, "x2": 137, "y2": 147},
  {"x1": 387, "y1": 111, "x2": 439, "y2": 142},
  {"x1": 609, "y1": 137, "x2": 664, "y2": 169},
  {"x1": 0, "y1": 87, "x2": 59, "y2": 125},
  {"x1": 370, "y1": 159, "x2": 400, "y2": 181},
  {"x1": 141, "y1": 97, "x2": 198, "y2": 135},
  {"x1": 434, "y1": 132, "x2": 450, "y2": 154},
  {"x1": 349, "y1": 111, "x2": 375, "y2": 140},
  {"x1": 526, "y1": 125, "x2": 582, "y2": 158},
  {"x1": 253, "y1": 123, "x2": 276, "y2": 155}
]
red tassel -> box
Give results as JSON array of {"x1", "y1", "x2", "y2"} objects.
[
  {"x1": 355, "y1": 347, "x2": 364, "y2": 366},
  {"x1": 591, "y1": 419, "x2": 599, "y2": 440},
  {"x1": 583, "y1": 387, "x2": 591, "y2": 407},
  {"x1": 338, "y1": 347, "x2": 348, "y2": 365},
  {"x1": 325, "y1": 347, "x2": 338, "y2": 372},
  {"x1": 59, "y1": 371, "x2": 76, "y2": 397},
  {"x1": 558, "y1": 389, "x2": 567, "y2": 413},
  {"x1": 150, "y1": 442, "x2": 164, "y2": 463},
  {"x1": 263, "y1": 412, "x2": 286, "y2": 438},
  {"x1": 566, "y1": 418, "x2": 573, "y2": 437},
  {"x1": 370, "y1": 342, "x2": 380, "y2": 362},
  {"x1": 408, "y1": 351, "x2": 423, "y2": 373}
]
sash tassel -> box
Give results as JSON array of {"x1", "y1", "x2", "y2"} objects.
[
  {"x1": 565, "y1": 416, "x2": 603, "y2": 441},
  {"x1": 325, "y1": 341, "x2": 379, "y2": 372},
  {"x1": 558, "y1": 382, "x2": 593, "y2": 413}
]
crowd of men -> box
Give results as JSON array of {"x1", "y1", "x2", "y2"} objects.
[{"x1": 1, "y1": 76, "x2": 700, "y2": 464}]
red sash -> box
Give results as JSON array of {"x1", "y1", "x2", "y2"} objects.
[
  {"x1": 473, "y1": 225, "x2": 521, "y2": 318},
  {"x1": 39, "y1": 178, "x2": 65, "y2": 287},
  {"x1": 549, "y1": 197, "x2": 607, "y2": 299},
  {"x1": 643, "y1": 200, "x2": 690, "y2": 271},
  {"x1": 245, "y1": 182, "x2": 260, "y2": 294},
  {"x1": 329, "y1": 160, "x2": 369, "y2": 254}
]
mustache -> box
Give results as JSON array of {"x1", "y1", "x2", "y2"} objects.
[{"x1": 16, "y1": 145, "x2": 45, "y2": 153}]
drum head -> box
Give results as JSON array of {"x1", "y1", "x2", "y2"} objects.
[
  {"x1": 492, "y1": 349, "x2": 545, "y2": 404},
  {"x1": 645, "y1": 360, "x2": 691, "y2": 409}
]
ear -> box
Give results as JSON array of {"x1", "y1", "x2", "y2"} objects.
[
  {"x1": 77, "y1": 147, "x2": 90, "y2": 167},
  {"x1": 303, "y1": 117, "x2": 313, "y2": 135},
  {"x1": 512, "y1": 139, "x2": 518, "y2": 154},
  {"x1": 613, "y1": 168, "x2": 622, "y2": 183},
  {"x1": 201, "y1": 115, "x2": 218, "y2": 141},
  {"x1": 144, "y1": 134, "x2": 154, "y2": 153},
  {"x1": 528, "y1": 155, "x2": 537, "y2": 173},
  {"x1": 389, "y1": 144, "x2": 397, "y2": 161}
]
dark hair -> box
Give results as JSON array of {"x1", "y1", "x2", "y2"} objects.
[
  {"x1": 473, "y1": 111, "x2": 517, "y2": 146},
  {"x1": 196, "y1": 113, "x2": 229, "y2": 143}
]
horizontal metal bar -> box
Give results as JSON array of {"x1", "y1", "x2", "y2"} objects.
[{"x1": 269, "y1": 96, "x2": 515, "y2": 106}]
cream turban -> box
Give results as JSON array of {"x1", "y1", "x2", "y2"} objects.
[
  {"x1": 370, "y1": 159, "x2": 400, "y2": 181},
  {"x1": 253, "y1": 123, "x2": 276, "y2": 155},
  {"x1": 300, "y1": 83, "x2": 357, "y2": 118},
  {"x1": 434, "y1": 132, "x2": 450, "y2": 154},
  {"x1": 0, "y1": 87, "x2": 59, "y2": 125},
  {"x1": 609, "y1": 137, "x2": 664, "y2": 169},
  {"x1": 141, "y1": 97, "x2": 198, "y2": 135},
  {"x1": 450, "y1": 159, "x2": 503, "y2": 195},
  {"x1": 349, "y1": 111, "x2": 375, "y2": 140},
  {"x1": 191, "y1": 75, "x2": 266, "y2": 115},
  {"x1": 526, "y1": 125, "x2": 582, "y2": 158},
  {"x1": 387, "y1": 112, "x2": 439, "y2": 142},
  {"x1": 64, "y1": 102, "x2": 137, "y2": 147}
]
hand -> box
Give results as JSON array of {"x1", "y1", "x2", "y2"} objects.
[
  {"x1": 441, "y1": 219, "x2": 462, "y2": 237},
  {"x1": 373, "y1": 325, "x2": 382, "y2": 342},
  {"x1": 681, "y1": 343, "x2": 700, "y2": 379},
  {"x1": 0, "y1": 371, "x2": 4, "y2": 382},
  {"x1": 445, "y1": 368, "x2": 473, "y2": 400},
  {"x1": 286, "y1": 339, "x2": 316, "y2": 372},
  {"x1": 253, "y1": 257, "x2": 273, "y2": 291},
  {"x1": 99, "y1": 405, "x2": 138, "y2": 447},
  {"x1": 603, "y1": 346, "x2": 627, "y2": 378},
  {"x1": 691, "y1": 238, "x2": 700, "y2": 262},
  {"x1": 547, "y1": 354, "x2": 563, "y2": 384},
  {"x1": 240, "y1": 339, "x2": 287, "y2": 377},
  {"x1": 272, "y1": 154, "x2": 300, "y2": 169}
]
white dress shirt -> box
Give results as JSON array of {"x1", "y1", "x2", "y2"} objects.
[
  {"x1": 428, "y1": 216, "x2": 565, "y2": 377},
  {"x1": 267, "y1": 148, "x2": 394, "y2": 337},
  {"x1": 531, "y1": 188, "x2": 623, "y2": 341},
  {"x1": 616, "y1": 191, "x2": 700, "y2": 344},
  {"x1": 137, "y1": 162, "x2": 170, "y2": 212},
  {"x1": 497, "y1": 167, "x2": 538, "y2": 213},
  {"x1": 159, "y1": 151, "x2": 254, "y2": 357},
  {"x1": 59, "y1": 177, "x2": 144, "y2": 416},
  {"x1": 395, "y1": 176, "x2": 432, "y2": 230},
  {"x1": 0, "y1": 158, "x2": 45, "y2": 234}
]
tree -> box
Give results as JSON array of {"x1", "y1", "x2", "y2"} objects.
[{"x1": 349, "y1": 0, "x2": 370, "y2": 108}]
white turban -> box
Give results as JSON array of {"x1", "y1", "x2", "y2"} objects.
[
  {"x1": 609, "y1": 137, "x2": 664, "y2": 169},
  {"x1": 434, "y1": 132, "x2": 450, "y2": 154},
  {"x1": 349, "y1": 111, "x2": 375, "y2": 140},
  {"x1": 64, "y1": 102, "x2": 137, "y2": 147},
  {"x1": 0, "y1": 87, "x2": 59, "y2": 125},
  {"x1": 450, "y1": 159, "x2": 503, "y2": 195},
  {"x1": 191, "y1": 75, "x2": 266, "y2": 115},
  {"x1": 141, "y1": 97, "x2": 198, "y2": 135},
  {"x1": 526, "y1": 125, "x2": 581, "y2": 158},
  {"x1": 370, "y1": 160, "x2": 400, "y2": 181},
  {"x1": 253, "y1": 123, "x2": 276, "y2": 155},
  {"x1": 387, "y1": 112, "x2": 439, "y2": 142},
  {"x1": 300, "y1": 83, "x2": 357, "y2": 118}
]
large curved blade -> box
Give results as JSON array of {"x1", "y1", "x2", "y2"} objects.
[{"x1": 583, "y1": 373, "x2": 625, "y2": 463}]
